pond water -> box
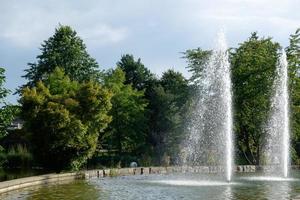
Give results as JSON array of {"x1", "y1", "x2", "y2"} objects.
[{"x1": 2, "y1": 171, "x2": 300, "y2": 200}]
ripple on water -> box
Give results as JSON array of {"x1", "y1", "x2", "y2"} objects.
[
  {"x1": 148, "y1": 180, "x2": 238, "y2": 186},
  {"x1": 240, "y1": 176, "x2": 299, "y2": 182}
]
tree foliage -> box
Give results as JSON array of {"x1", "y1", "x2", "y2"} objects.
[
  {"x1": 0, "y1": 68, "x2": 10, "y2": 104},
  {"x1": 22, "y1": 25, "x2": 100, "y2": 90},
  {"x1": 117, "y1": 54, "x2": 155, "y2": 91},
  {"x1": 183, "y1": 48, "x2": 211, "y2": 85},
  {"x1": 0, "y1": 68, "x2": 11, "y2": 139},
  {"x1": 286, "y1": 28, "x2": 300, "y2": 161},
  {"x1": 231, "y1": 33, "x2": 280, "y2": 164},
  {"x1": 20, "y1": 68, "x2": 112, "y2": 170},
  {"x1": 0, "y1": 68, "x2": 19, "y2": 150},
  {"x1": 148, "y1": 69, "x2": 189, "y2": 164},
  {"x1": 103, "y1": 67, "x2": 148, "y2": 165}
]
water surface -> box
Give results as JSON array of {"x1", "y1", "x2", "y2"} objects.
[{"x1": 2, "y1": 171, "x2": 300, "y2": 200}]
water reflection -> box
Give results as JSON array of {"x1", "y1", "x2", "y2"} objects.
[
  {"x1": 265, "y1": 181, "x2": 291, "y2": 200},
  {"x1": 222, "y1": 185, "x2": 233, "y2": 200},
  {"x1": 1, "y1": 180, "x2": 103, "y2": 200}
]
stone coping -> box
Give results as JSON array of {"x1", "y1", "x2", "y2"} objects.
[
  {"x1": 0, "y1": 172, "x2": 84, "y2": 194},
  {"x1": 0, "y1": 165, "x2": 299, "y2": 194}
]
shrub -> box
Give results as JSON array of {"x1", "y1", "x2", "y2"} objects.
[{"x1": 6, "y1": 145, "x2": 32, "y2": 168}]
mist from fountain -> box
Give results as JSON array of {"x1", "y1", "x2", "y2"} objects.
[
  {"x1": 182, "y1": 31, "x2": 233, "y2": 182},
  {"x1": 265, "y1": 49, "x2": 290, "y2": 178}
]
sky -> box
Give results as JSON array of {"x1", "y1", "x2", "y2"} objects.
[{"x1": 0, "y1": 0, "x2": 299, "y2": 104}]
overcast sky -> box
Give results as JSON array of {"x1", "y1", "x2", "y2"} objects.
[{"x1": 0, "y1": 0, "x2": 299, "y2": 103}]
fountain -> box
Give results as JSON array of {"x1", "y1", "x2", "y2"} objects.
[
  {"x1": 182, "y1": 31, "x2": 233, "y2": 182},
  {"x1": 265, "y1": 49, "x2": 290, "y2": 178}
]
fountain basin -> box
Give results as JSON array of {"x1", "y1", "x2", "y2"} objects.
[{"x1": 2, "y1": 171, "x2": 300, "y2": 200}]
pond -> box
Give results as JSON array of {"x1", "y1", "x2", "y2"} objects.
[{"x1": 2, "y1": 171, "x2": 300, "y2": 200}]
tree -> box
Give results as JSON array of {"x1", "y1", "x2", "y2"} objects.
[
  {"x1": 103, "y1": 67, "x2": 148, "y2": 166},
  {"x1": 231, "y1": 33, "x2": 280, "y2": 165},
  {"x1": 22, "y1": 25, "x2": 100, "y2": 90},
  {"x1": 0, "y1": 68, "x2": 9, "y2": 104},
  {"x1": 20, "y1": 68, "x2": 112, "y2": 170},
  {"x1": 116, "y1": 54, "x2": 159, "y2": 164},
  {"x1": 160, "y1": 69, "x2": 189, "y2": 107},
  {"x1": 148, "y1": 69, "x2": 189, "y2": 164},
  {"x1": 286, "y1": 28, "x2": 300, "y2": 162},
  {"x1": 0, "y1": 105, "x2": 20, "y2": 138},
  {"x1": 117, "y1": 54, "x2": 155, "y2": 91},
  {"x1": 0, "y1": 68, "x2": 19, "y2": 143},
  {"x1": 183, "y1": 48, "x2": 211, "y2": 85},
  {"x1": 0, "y1": 68, "x2": 12, "y2": 139},
  {"x1": 0, "y1": 67, "x2": 19, "y2": 166}
]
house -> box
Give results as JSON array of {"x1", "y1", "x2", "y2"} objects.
[{"x1": 7, "y1": 118, "x2": 24, "y2": 130}]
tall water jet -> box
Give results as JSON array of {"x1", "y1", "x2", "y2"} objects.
[
  {"x1": 182, "y1": 31, "x2": 233, "y2": 182},
  {"x1": 265, "y1": 49, "x2": 290, "y2": 178}
]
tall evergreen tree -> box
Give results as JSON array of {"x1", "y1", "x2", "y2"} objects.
[
  {"x1": 117, "y1": 54, "x2": 155, "y2": 91},
  {"x1": 22, "y1": 25, "x2": 100, "y2": 89},
  {"x1": 149, "y1": 69, "x2": 189, "y2": 165},
  {"x1": 116, "y1": 54, "x2": 159, "y2": 163}
]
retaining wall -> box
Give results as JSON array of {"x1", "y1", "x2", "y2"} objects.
[{"x1": 0, "y1": 172, "x2": 84, "y2": 194}]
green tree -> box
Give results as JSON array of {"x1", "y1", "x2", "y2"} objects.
[
  {"x1": 0, "y1": 68, "x2": 9, "y2": 104},
  {"x1": 286, "y1": 28, "x2": 300, "y2": 162},
  {"x1": 116, "y1": 54, "x2": 159, "y2": 164},
  {"x1": 20, "y1": 68, "x2": 112, "y2": 170},
  {"x1": 160, "y1": 69, "x2": 189, "y2": 107},
  {"x1": 0, "y1": 67, "x2": 20, "y2": 165},
  {"x1": 0, "y1": 105, "x2": 20, "y2": 137},
  {"x1": 22, "y1": 25, "x2": 100, "y2": 89},
  {"x1": 0, "y1": 68, "x2": 12, "y2": 139},
  {"x1": 183, "y1": 48, "x2": 211, "y2": 85},
  {"x1": 0, "y1": 67, "x2": 20, "y2": 142},
  {"x1": 103, "y1": 68, "x2": 148, "y2": 166},
  {"x1": 117, "y1": 54, "x2": 155, "y2": 91},
  {"x1": 149, "y1": 69, "x2": 189, "y2": 164},
  {"x1": 231, "y1": 33, "x2": 280, "y2": 165}
]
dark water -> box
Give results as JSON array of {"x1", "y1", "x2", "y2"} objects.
[{"x1": 2, "y1": 171, "x2": 300, "y2": 200}]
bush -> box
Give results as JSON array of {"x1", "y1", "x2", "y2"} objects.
[
  {"x1": 6, "y1": 145, "x2": 32, "y2": 168},
  {"x1": 0, "y1": 146, "x2": 7, "y2": 167}
]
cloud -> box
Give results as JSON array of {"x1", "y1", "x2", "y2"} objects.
[
  {"x1": 1, "y1": 22, "x2": 129, "y2": 48},
  {"x1": 0, "y1": 1, "x2": 129, "y2": 48},
  {"x1": 1, "y1": 0, "x2": 298, "y2": 48},
  {"x1": 80, "y1": 25, "x2": 129, "y2": 46}
]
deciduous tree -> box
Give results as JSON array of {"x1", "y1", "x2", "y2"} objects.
[
  {"x1": 103, "y1": 68, "x2": 148, "y2": 166},
  {"x1": 231, "y1": 33, "x2": 280, "y2": 164},
  {"x1": 20, "y1": 68, "x2": 112, "y2": 170}
]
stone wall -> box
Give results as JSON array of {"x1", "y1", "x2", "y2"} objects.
[
  {"x1": 83, "y1": 165, "x2": 258, "y2": 179},
  {"x1": 0, "y1": 172, "x2": 84, "y2": 194}
]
